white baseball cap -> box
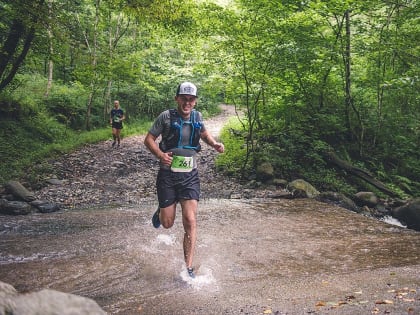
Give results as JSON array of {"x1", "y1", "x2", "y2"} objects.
[{"x1": 176, "y1": 82, "x2": 197, "y2": 97}]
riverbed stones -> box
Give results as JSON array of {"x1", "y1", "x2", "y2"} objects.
[
  {"x1": 30, "y1": 200, "x2": 61, "y2": 213},
  {"x1": 392, "y1": 198, "x2": 420, "y2": 231},
  {"x1": 0, "y1": 181, "x2": 61, "y2": 215},
  {"x1": 287, "y1": 179, "x2": 320, "y2": 198},
  {"x1": 256, "y1": 162, "x2": 274, "y2": 181},
  {"x1": 4, "y1": 180, "x2": 35, "y2": 201},
  {"x1": 354, "y1": 191, "x2": 379, "y2": 207},
  {"x1": 316, "y1": 191, "x2": 359, "y2": 212},
  {"x1": 0, "y1": 199, "x2": 33, "y2": 215},
  {"x1": 0, "y1": 281, "x2": 107, "y2": 315}
]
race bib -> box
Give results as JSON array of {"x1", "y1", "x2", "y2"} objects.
[
  {"x1": 171, "y1": 155, "x2": 194, "y2": 172},
  {"x1": 113, "y1": 116, "x2": 121, "y2": 123}
]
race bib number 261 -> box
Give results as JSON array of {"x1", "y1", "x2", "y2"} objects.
[{"x1": 171, "y1": 155, "x2": 194, "y2": 172}]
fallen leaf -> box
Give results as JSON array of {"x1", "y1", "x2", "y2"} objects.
[
  {"x1": 375, "y1": 300, "x2": 394, "y2": 304},
  {"x1": 315, "y1": 301, "x2": 326, "y2": 307},
  {"x1": 263, "y1": 309, "x2": 272, "y2": 314},
  {"x1": 326, "y1": 301, "x2": 339, "y2": 307},
  {"x1": 403, "y1": 298, "x2": 415, "y2": 302},
  {"x1": 371, "y1": 307, "x2": 379, "y2": 314}
]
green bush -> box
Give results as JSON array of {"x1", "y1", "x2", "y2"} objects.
[
  {"x1": 217, "y1": 117, "x2": 249, "y2": 175},
  {"x1": 44, "y1": 82, "x2": 88, "y2": 129}
]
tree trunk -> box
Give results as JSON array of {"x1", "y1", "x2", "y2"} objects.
[
  {"x1": 44, "y1": 0, "x2": 54, "y2": 98},
  {"x1": 323, "y1": 150, "x2": 399, "y2": 198},
  {"x1": 85, "y1": 0, "x2": 100, "y2": 130},
  {"x1": 344, "y1": 10, "x2": 352, "y2": 134},
  {"x1": 0, "y1": 22, "x2": 35, "y2": 92}
]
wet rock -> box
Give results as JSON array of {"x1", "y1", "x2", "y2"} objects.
[
  {"x1": 316, "y1": 191, "x2": 359, "y2": 212},
  {"x1": 256, "y1": 162, "x2": 274, "y2": 181},
  {"x1": 271, "y1": 178, "x2": 288, "y2": 188},
  {"x1": 267, "y1": 190, "x2": 293, "y2": 199},
  {"x1": 0, "y1": 281, "x2": 106, "y2": 315},
  {"x1": 30, "y1": 200, "x2": 61, "y2": 213},
  {"x1": 354, "y1": 191, "x2": 379, "y2": 207},
  {"x1": 230, "y1": 193, "x2": 242, "y2": 199},
  {"x1": 392, "y1": 198, "x2": 420, "y2": 231},
  {"x1": 46, "y1": 178, "x2": 65, "y2": 185},
  {"x1": 0, "y1": 282, "x2": 17, "y2": 313},
  {"x1": 4, "y1": 180, "x2": 35, "y2": 201},
  {"x1": 287, "y1": 179, "x2": 320, "y2": 198},
  {"x1": 0, "y1": 199, "x2": 33, "y2": 215}
]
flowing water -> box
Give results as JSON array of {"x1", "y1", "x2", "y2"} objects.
[{"x1": 1, "y1": 198, "x2": 419, "y2": 314}]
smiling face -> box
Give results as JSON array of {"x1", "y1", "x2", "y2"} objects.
[{"x1": 175, "y1": 95, "x2": 197, "y2": 118}]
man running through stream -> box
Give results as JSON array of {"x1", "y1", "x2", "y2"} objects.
[{"x1": 144, "y1": 82, "x2": 224, "y2": 278}]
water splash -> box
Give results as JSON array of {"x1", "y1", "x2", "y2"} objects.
[
  {"x1": 179, "y1": 265, "x2": 216, "y2": 290},
  {"x1": 156, "y1": 233, "x2": 176, "y2": 245},
  {"x1": 380, "y1": 215, "x2": 406, "y2": 228}
]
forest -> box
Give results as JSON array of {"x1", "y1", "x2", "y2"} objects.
[{"x1": 0, "y1": 0, "x2": 419, "y2": 198}]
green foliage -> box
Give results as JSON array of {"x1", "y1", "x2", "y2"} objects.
[
  {"x1": 0, "y1": 0, "x2": 419, "y2": 198},
  {"x1": 44, "y1": 82, "x2": 89, "y2": 129},
  {"x1": 0, "y1": 113, "x2": 67, "y2": 183},
  {"x1": 216, "y1": 117, "x2": 249, "y2": 175}
]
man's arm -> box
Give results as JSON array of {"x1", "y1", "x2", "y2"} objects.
[
  {"x1": 200, "y1": 130, "x2": 225, "y2": 153},
  {"x1": 144, "y1": 132, "x2": 173, "y2": 166}
]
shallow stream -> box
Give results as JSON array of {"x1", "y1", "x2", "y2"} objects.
[{"x1": 1, "y1": 198, "x2": 419, "y2": 314}]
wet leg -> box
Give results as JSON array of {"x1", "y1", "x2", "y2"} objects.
[
  {"x1": 160, "y1": 203, "x2": 177, "y2": 229},
  {"x1": 180, "y1": 199, "x2": 198, "y2": 269}
]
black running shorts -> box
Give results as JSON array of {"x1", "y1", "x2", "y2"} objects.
[
  {"x1": 112, "y1": 122, "x2": 123, "y2": 129},
  {"x1": 156, "y1": 168, "x2": 200, "y2": 208}
]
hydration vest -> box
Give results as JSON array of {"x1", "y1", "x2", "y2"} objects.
[{"x1": 159, "y1": 109, "x2": 202, "y2": 152}]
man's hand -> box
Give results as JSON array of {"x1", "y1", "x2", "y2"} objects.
[
  {"x1": 159, "y1": 151, "x2": 173, "y2": 166},
  {"x1": 213, "y1": 142, "x2": 225, "y2": 153}
]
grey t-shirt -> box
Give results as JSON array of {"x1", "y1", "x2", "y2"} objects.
[{"x1": 149, "y1": 109, "x2": 206, "y2": 169}]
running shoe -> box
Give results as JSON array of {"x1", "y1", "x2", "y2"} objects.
[
  {"x1": 187, "y1": 267, "x2": 195, "y2": 278},
  {"x1": 152, "y1": 207, "x2": 161, "y2": 228}
]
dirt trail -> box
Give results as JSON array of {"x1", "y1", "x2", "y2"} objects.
[{"x1": 36, "y1": 104, "x2": 250, "y2": 209}]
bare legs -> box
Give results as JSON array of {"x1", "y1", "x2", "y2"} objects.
[
  {"x1": 159, "y1": 199, "x2": 198, "y2": 269},
  {"x1": 112, "y1": 127, "x2": 122, "y2": 146},
  {"x1": 181, "y1": 199, "x2": 197, "y2": 269}
]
